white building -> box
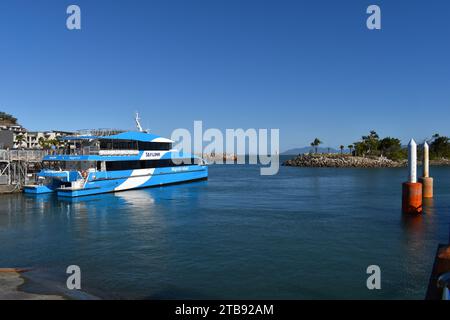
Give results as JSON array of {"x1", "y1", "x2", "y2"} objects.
[
  {"x1": 0, "y1": 123, "x2": 26, "y2": 149},
  {"x1": 13, "y1": 130, "x2": 74, "y2": 149}
]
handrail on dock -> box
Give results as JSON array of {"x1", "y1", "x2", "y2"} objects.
[
  {"x1": 0, "y1": 148, "x2": 103, "y2": 160},
  {"x1": 437, "y1": 272, "x2": 450, "y2": 300},
  {"x1": 427, "y1": 243, "x2": 450, "y2": 300},
  {"x1": 0, "y1": 150, "x2": 48, "y2": 162}
]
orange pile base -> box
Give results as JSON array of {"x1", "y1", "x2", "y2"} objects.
[{"x1": 402, "y1": 182, "x2": 423, "y2": 214}]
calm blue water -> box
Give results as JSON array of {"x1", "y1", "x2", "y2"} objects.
[{"x1": 1, "y1": 159, "x2": 450, "y2": 299}]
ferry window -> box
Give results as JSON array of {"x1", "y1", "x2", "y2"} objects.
[
  {"x1": 100, "y1": 140, "x2": 139, "y2": 150},
  {"x1": 62, "y1": 161, "x2": 97, "y2": 171},
  {"x1": 100, "y1": 140, "x2": 113, "y2": 149},
  {"x1": 104, "y1": 158, "x2": 198, "y2": 171},
  {"x1": 99, "y1": 140, "x2": 171, "y2": 150},
  {"x1": 42, "y1": 161, "x2": 65, "y2": 170},
  {"x1": 106, "y1": 161, "x2": 140, "y2": 171},
  {"x1": 137, "y1": 142, "x2": 172, "y2": 151}
]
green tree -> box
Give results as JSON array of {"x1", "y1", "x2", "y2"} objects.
[
  {"x1": 15, "y1": 134, "x2": 25, "y2": 148},
  {"x1": 38, "y1": 137, "x2": 51, "y2": 150},
  {"x1": 361, "y1": 130, "x2": 380, "y2": 155},
  {"x1": 312, "y1": 138, "x2": 322, "y2": 154},
  {"x1": 339, "y1": 145, "x2": 344, "y2": 154},
  {"x1": 379, "y1": 137, "x2": 404, "y2": 161},
  {"x1": 51, "y1": 139, "x2": 60, "y2": 148},
  {"x1": 0, "y1": 111, "x2": 17, "y2": 124},
  {"x1": 353, "y1": 130, "x2": 380, "y2": 156},
  {"x1": 353, "y1": 143, "x2": 361, "y2": 156},
  {"x1": 430, "y1": 134, "x2": 449, "y2": 158},
  {"x1": 348, "y1": 144, "x2": 354, "y2": 155}
]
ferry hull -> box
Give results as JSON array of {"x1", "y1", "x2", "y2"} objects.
[
  {"x1": 56, "y1": 166, "x2": 208, "y2": 197},
  {"x1": 23, "y1": 185, "x2": 56, "y2": 194}
]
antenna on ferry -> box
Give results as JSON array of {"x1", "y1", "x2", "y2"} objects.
[
  {"x1": 135, "y1": 112, "x2": 150, "y2": 133},
  {"x1": 135, "y1": 112, "x2": 144, "y2": 132}
]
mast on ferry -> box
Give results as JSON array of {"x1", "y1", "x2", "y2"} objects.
[{"x1": 135, "y1": 112, "x2": 144, "y2": 132}]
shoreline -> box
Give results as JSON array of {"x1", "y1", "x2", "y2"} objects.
[
  {"x1": 0, "y1": 269, "x2": 65, "y2": 300},
  {"x1": 282, "y1": 154, "x2": 450, "y2": 168},
  {"x1": 0, "y1": 268, "x2": 101, "y2": 300}
]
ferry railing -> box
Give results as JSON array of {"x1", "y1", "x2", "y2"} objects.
[
  {"x1": 47, "y1": 147, "x2": 141, "y2": 156},
  {"x1": 44, "y1": 147, "x2": 100, "y2": 156},
  {"x1": 0, "y1": 146, "x2": 140, "y2": 159},
  {"x1": 81, "y1": 146, "x2": 100, "y2": 155}
]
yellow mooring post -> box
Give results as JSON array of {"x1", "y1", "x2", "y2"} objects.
[{"x1": 420, "y1": 142, "x2": 434, "y2": 198}]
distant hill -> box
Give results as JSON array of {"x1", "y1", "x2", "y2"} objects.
[{"x1": 282, "y1": 147, "x2": 341, "y2": 155}]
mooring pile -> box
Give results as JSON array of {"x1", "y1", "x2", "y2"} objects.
[{"x1": 402, "y1": 139, "x2": 434, "y2": 214}]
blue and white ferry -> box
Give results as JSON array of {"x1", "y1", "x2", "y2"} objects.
[{"x1": 24, "y1": 116, "x2": 207, "y2": 197}]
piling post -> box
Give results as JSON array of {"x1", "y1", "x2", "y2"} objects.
[
  {"x1": 402, "y1": 139, "x2": 423, "y2": 214},
  {"x1": 420, "y1": 142, "x2": 434, "y2": 198}
]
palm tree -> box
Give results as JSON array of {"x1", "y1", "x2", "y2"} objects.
[
  {"x1": 38, "y1": 137, "x2": 51, "y2": 150},
  {"x1": 38, "y1": 137, "x2": 45, "y2": 148},
  {"x1": 340, "y1": 145, "x2": 344, "y2": 154},
  {"x1": 312, "y1": 138, "x2": 322, "y2": 154},
  {"x1": 348, "y1": 144, "x2": 354, "y2": 155},
  {"x1": 15, "y1": 134, "x2": 25, "y2": 148},
  {"x1": 310, "y1": 142, "x2": 314, "y2": 153},
  {"x1": 49, "y1": 139, "x2": 60, "y2": 149}
]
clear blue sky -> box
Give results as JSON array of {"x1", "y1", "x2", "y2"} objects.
[{"x1": 0, "y1": 0, "x2": 449, "y2": 151}]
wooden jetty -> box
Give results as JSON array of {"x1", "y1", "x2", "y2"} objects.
[{"x1": 0, "y1": 150, "x2": 47, "y2": 193}]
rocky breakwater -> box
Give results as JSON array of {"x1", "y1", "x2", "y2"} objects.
[{"x1": 283, "y1": 154, "x2": 405, "y2": 168}]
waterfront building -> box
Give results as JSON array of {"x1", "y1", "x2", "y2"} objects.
[{"x1": 18, "y1": 130, "x2": 74, "y2": 149}]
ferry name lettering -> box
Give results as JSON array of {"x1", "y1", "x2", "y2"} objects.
[{"x1": 145, "y1": 152, "x2": 160, "y2": 158}]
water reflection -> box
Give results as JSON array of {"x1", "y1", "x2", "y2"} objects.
[
  {"x1": 423, "y1": 198, "x2": 435, "y2": 215},
  {"x1": 400, "y1": 195, "x2": 438, "y2": 294},
  {"x1": 114, "y1": 190, "x2": 155, "y2": 208},
  {"x1": 401, "y1": 195, "x2": 437, "y2": 232},
  {"x1": 401, "y1": 213, "x2": 425, "y2": 234}
]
